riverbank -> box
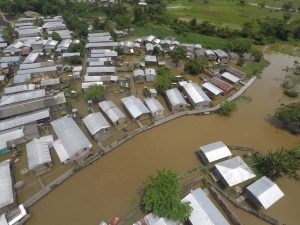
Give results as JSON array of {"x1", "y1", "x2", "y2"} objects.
[{"x1": 25, "y1": 53, "x2": 300, "y2": 225}]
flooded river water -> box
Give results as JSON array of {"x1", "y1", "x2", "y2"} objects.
[{"x1": 26, "y1": 53, "x2": 300, "y2": 225}]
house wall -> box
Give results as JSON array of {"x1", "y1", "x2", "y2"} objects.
[
  {"x1": 134, "y1": 76, "x2": 145, "y2": 83},
  {"x1": 145, "y1": 75, "x2": 155, "y2": 82},
  {"x1": 94, "y1": 127, "x2": 112, "y2": 141},
  {"x1": 33, "y1": 163, "x2": 53, "y2": 176}
]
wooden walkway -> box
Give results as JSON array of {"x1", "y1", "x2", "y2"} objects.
[{"x1": 22, "y1": 77, "x2": 257, "y2": 211}]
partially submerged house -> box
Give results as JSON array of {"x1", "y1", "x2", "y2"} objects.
[
  {"x1": 182, "y1": 83, "x2": 211, "y2": 109},
  {"x1": 145, "y1": 55, "x2": 157, "y2": 65},
  {"x1": 145, "y1": 68, "x2": 156, "y2": 82},
  {"x1": 26, "y1": 137, "x2": 53, "y2": 175},
  {"x1": 197, "y1": 141, "x2": 232, "y2": 164},
  {"x1": 214, "y1": 49, "x2": 229, "y2": 63},
  {"x1": 144, "y1": 98, "x2": 164, "y2": 120},
  {"x1": 182, "y1": 188, "x2": 230, "y2": 225},
  {"x1": 83, "y1": 112, "x2": 111, "y2": 141},
  {"x1": 210, "y1": 77, "x2": 233, "y2": 93},
  {"x1": 214, "y1": 156, "x2": 256, "y2": 187},
  {"x1": 133, "y1": 69, "x2": 145, "y2": 83},
  {"x1": 98, "y1": 100, "x2": 126, "y2": 126},
  {"x1": 121, "y1": 96, "x2": 150, "y2": 120},
  {"x1": 165, "y1": 88, "x2": 188, "y2": 113},
  {"x1": 246, "y1": 176, "x2": 284, "y2": 209},
  {"x1": 0, "y1": 160, "x2": 15, "y2": 212},
  {"x1": 51, "y1": 115, "x2": 92, "y2": 164}
]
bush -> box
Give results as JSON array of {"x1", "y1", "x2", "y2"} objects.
[
  {"x1": 219, "y1": 101, "x2": 237, "y2": 116},
  {"x1": 284, "y1": 89, "x2": 298, "y2": 97},
  {"x1": 66, "y1": 56, "x2": 82, "y2": 65},
  {"x1": 275, "y1": 102, "x2": 300, "y2": 133}
]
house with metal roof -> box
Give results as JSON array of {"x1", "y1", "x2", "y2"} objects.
[
  {"x1": 20, "y1": 61, "x2": 55, "y2": 70},
  {"x1": 13, "y1": 74, "x2": 31, "y2": 85},
  {"x1": 134, "y1": 213, "x2": 181, "y2": 225},
  {"x1": 88, "y1": 36, "x2": 112, "y2": 43},
  {"x1": 210, "y1": 77, "x2": 233, "y2": 93},
  {"x1": 0, "y1": 108, "x2": 50, "y2": 132},
  {"x1": 44, "y1": 39, "x2": 59, "y2": 54},
  {"x1": 51, "y1": 115, "x2": 92, "y2": 164},
  {"x1": 4, "y1": 84, "x2": 35, "y2": 95},
  {"x1": 165, "y1": 88, "x2": 188, "y2": 113},
  {"x1": 220, "y1": 72, "x2": 240, "y2": 85},
  {"x1": 85, "y1": 42, "x2": 119, "y2": 50},
  {"x1": 88, "y1": 32, "x2": 111, "y2": 37},
  {"x1": 202, "y1": 82, "x2": 223, "y2": 98},
  {"x1": 17, "y1": 28, "x2": 42, "y2": 38},
  {"x1": 0, "y1": 127, "x2": 25, "y2": 154},
  {"x1": 17, "y1": 66, "x2": 57, "y2": 77},
  {"x1": 246, "y1": 176, "x2": 284, "y2": 209},
  {"x1": 56, "y1": 39, "x2": 72, "y2": 54},
  {"x1": 133, "y1": 69, "x2": 145, "y2": 83},
  {"x1": 182, "y1": 83, "x2": 211, "y2": 109},
  {"x1": 0, "y1": 160, "x2": 15, "y2": 212},
  {"x1": 182, "y1": 188, "x2": 230, "y2": 225},
  {"x1": 145, "y1": 55, "x2": 157, "y2": 65},
  {"x1": 0, "y1": 90, "x2": 46, "y2": 106},
  {"x1": 87, "y1": 67, "x2": 116, "y2": 76},
  {"x1": 145, "y1": 68, "x2": 156, "y2": 82},
  {"x1": 83, "y1": 112, "x2": 111, "y2": 141},
  {"x1": 214, "y1": 49, "x2": 229, "y2": 63},
  {"x1": 196, "y1": 141, "x2": 232, "y2": 164},
  {"x1": 144, "y1": 98, "x2": 164, "y2": 120},
  {"x1": 0, "y1": 92, "x2": 66, "y2": 119},
  {"x1": 222, "y1": 67, "x2": 246, "y2": 80},
  {"x1": 0, "y1": 214, "x2": 8, "y2": 225},
  {"x1": 121, "y1": 96, "x2": 150, "y2": 120},
  {"x1": 26, "y1": 137, "x2": 53, "y2": 175},
  {"x1": 98, "y1": 100, "x2": 126, "y2": 126},
  {"x1": 205, "y1": 50, "x2": 216, "y2": 60},
  {"x1": 144, "y1": 35, "x2": 156, "y2": 43},
  {"x1": 23, "y1": 52, "x2": 40, "y2": 64},
  {"x1": 0, "y1": 56, "x2": 22, "y2": 66},
  {"x1": 40, "y1": 78, "x2": 60, "y2": 89},
  {"x1": 214, "y1": 156, "x2": 256, "y2": 187}
]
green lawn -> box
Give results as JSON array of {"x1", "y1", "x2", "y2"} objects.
[
  {"x1": 131, "y1": 24, "x2": 229, "y2": 49},
  {"x1": 166, "y1": 0, "x2": 300, "y2": 28}
]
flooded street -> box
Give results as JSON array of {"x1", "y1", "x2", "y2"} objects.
[{"x1": 26, "y1": 53, "x2": 300, "y2": 225}]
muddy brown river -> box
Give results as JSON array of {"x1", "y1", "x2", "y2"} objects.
[{"x1": 26, "y1": 53, "x2": 300, "y2": 225}]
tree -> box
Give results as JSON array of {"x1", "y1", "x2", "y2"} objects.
[
  {"x1": 66, "y1": 56, "x2": 82, "y2": 65},
  {"x1": 142, "y1": 169, "x2": 192, "y2": 222},
  {"x1": 52, "y1": 32, "x2": 62, "y2": 42},
  {"x1": 2, "y1": 26, "x2": 16, "y2": 44},
  {"x1": 153, "y1": 46, "x2": 161, "y2": 56},
  {"x1": 275, "y1": 102, "x2": 300, "y2": 133},
  {"x1": 250, "y1": 148, "x2": 300, "y2": 180},
  {"x1": 170, "y1": 46, "x2": 187, "y2": 66},
  {"x1": 154, "y1": 67, "x2": 174, "y2": 94},
  {"x1": 250, "y1": 48, "x2": 263, "y2": 62},
  {"x1": 229, "y1": 38, "x2": 251, "y2": 57},
  {"x1": 184, "y1": 58, "x2": 208, "y2": 75},
  {"x1": 282, "y1": 1, "x2": 294, "y2": 12},
  {"x1": 219, "y1": 100, "x2": 237, "y2": 116},
  {"x1": 84, "y1": 84, "x2": 105, "y2": 103},
  {"x1": 260, "y1": 18, "x2": 290, "y2": 41}
]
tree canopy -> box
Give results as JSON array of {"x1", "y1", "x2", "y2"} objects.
[
  {"x1": 170, "y1": 46, "x2": 187, "y2": 66},
  {"x1": 142, "y1": 169, "x2": 192, "y2": 222},
  {"x1": 154, "y1": 67, "x2": 174, "y2": 94},
  {"x1": 275, "y1": 102, "x2": 300, "y2": 133},
  {"x1": 184, "y1": 58, "x2": 208, "y2": 75},
  {"x1": 219, "y1": 100, "x2": 237, "y2": 116},
  {"x1": 229, "y1": 38, "x2": 252, "y2": 57},
  {"x1": 84, "y1": 84, "x2": 105, "y2": 103}
]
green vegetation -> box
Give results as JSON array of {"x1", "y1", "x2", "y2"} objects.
[
  {"x1": 230, "y1": 38, "x2": 252, "y2": 57},
  {"x1": 2, "y1": 26, "x2": 16, "y2": 44},
  {"x1": 65, "y1": 56, "x2": 82, "y2": 65},
  {"x1": 219, "y1": 100, "x2": 237, "y2": 116},
  {"x1": 52, "y1": 32, "x2": 61, "y2": 42},
  {"x1": 184, "y1": 58, "x2": 208, "y2": 75},
  {"x1": 84, "y1": 84, "x2": 105, "y2": 103},
  {"x1": 170, "y1": 46, "x2": 187, "y2": 66},
  {"x1": 283, "y1": 89, "x2": 298, "y2": 97},
  {"x1": 142, "y1": 169, "x2": 192, "y2": 222},
  {"x1": 239, "y1": 59, "x2": 270, "y2": 77},
  {"x1": 275, "y1": 102, "x2": 300, "y2": 133},
  {"x1": 249, "y1": 147, "x2": 300, "y2": 180},
  {"x1": 154, "y1": 67, "x2": 175, "y2": 94}
]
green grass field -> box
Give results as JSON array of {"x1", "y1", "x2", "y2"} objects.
[
  {"x1": 131, "y1": 24, "x2": 230, "y2": 49},
  {"x1": 166, "y1": 0, "x2": 300, "y2": 28},
  {"x1": 250, "y1": 0, "x2": 300, "y2": 8}
]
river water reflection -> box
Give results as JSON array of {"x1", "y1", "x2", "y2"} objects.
[{"x1": 27, "y1": 53, "x2": 300, "y2": 225}]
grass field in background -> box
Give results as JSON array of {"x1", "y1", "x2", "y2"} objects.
[
  {"x1": 131, "y1": 24, "x2": 230, "y2": 49},
  {"x1": 166, "y1": 0, "x2": 300, "y2": 28}
]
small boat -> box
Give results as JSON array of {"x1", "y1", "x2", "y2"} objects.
[{"x1": 109, "y1": 217, "x2": 120, "y2": 225}]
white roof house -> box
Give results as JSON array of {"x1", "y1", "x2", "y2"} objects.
[
  {"x1": 182, "y1": 83, "x2": 211, "y2": 108},
  {"x1": 0, "y1": 160, "x2": 14, "y2": 209},
  {"x1": 4, "y1": 84, "x2": 35, "y2": 95},
  {"x1": 165, "y1": 88, "x2": 187, "y2": 110},
  {"x1": 197, "y1": 141, "x2": 232, "y2": 164},
  {"x1": 0, "y1": 90, "x2": 46, "y2": 106},
  {"x1": 26, "y1": 138, "x2": 52, "y2": 171},
  {"x1": 144, "y1": 98, "x2": 164, "y2": 119},
  {"x1": 145, "y1": 68, "x2": 156, "y2": 81},
  {"x1": 246, "y1": 176, "x2": 284, "y2": 209},
  {"x1": 0, "y1": 127, "x2": 24, "y2": 151},
  {"x1": 221, "y1": 72, "x2": 240, "y2": 84},
  {"x1": 145, "y1": 55, "x2": 157, "y2": 63},
  {"x1": 182, "y1": 188, "x2": 230, "y2": 225},
  {"x1": 121, "y1": 96, "x2": 150, "y2": 119},
  {"x1": 40, "y1": 78, "x2": 60, "y2": 87},
  {"x1": 83, "y1": 112, "x2": 110, "y2": 136},
  {"x1": 133, "y1": 69, "x2": 145, "y2": 82},
  {"x1": 202, "y1": 82, "x2": 223, "y2": 96},
  {"x1": 215, "y1": 156, "x2": 256, "y2": 187},
  {"x1": 138, "y1": 213, "x2": 180, "y2": 225},
  {"x1": 87, "y1": 67, "x2": 116, "y2": 75},
  {"x1": 51, "y1": 116, "x2": 92, "y2": 163},
  {"x1": 98, "y1": 100, "x2": 126, "y2": 125}
]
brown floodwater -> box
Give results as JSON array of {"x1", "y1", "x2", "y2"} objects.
[{"x1": 26, "y1": 53, "x2": 300, "y2": 225}]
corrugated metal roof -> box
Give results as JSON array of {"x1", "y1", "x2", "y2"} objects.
[
  {"x1": 215, "y1": 156, "x2": 256, "y2": 187},
  {"x1": 246, "y1": 176, "x2": 284, "y2": 209},
  {"x1": 221, "y1": 72, "x2": 240, "y2": 83},
  {"x1": 98, "y1": 100, "x2": 126, "y2": 124},
  {"x1": 23, "y1": 52, "x2": 40, "y2": 64},
  {"x1": 121, "y1": 96, "x2": 150, "y2": 119},
  {"x1": 84, "y1": 76, "x2": 119, "y2": 82},
  {"x1": 13, "y1": 74, "x2": 31, "y2": 84},
  {"x1": 26, "y1": 138, "x2": 52, "y2": 171},
  {"x1": 17, "y1": 66, "x2": 57, "y2": 75},
  {"x1": 145, "y1": 55, "x2": 157, "y2": 62},
  {"x1": 0, "y1": 160, "x2": 14, "y2": 209},
  {"x1": 88, "y1": 32, "x2": 111, "y2": 37},
  {"x1": 198, "y1": 141, "x2": 232, "y2": 163},
  {"x1": 133, "y1": 69, "x2": 145, "y2": 77},
  {"x1": 144, "y1": 98, "x2": 164, "y2": 114},
  {"x1": 88, "y1": 36, "x2": 112, "y2": 43},
  {"x1": 183, "y1": 83, "x2": 211, "y2": 105},
  {"x1": 0, "y1": 108, "x2": 50, "y2": 131},
  {"x1": 57, "y1": 39, "x2": 72, "y2": 49},
  {"x1": 87, "y1": 67, "x2": 115, "y2": 74},
  {"x1": 182, "y1": 188, "x2": 230, "y2": 225},
  {"x1": 81, "y1": 82, "x2": 103, "y2": 89},
  {"x1": 40, "y1": 78, "x2": 60, "y2": 86},
  {"x1": 0, "y1": 127, "x2": 24, "y2": 150},
  {"x1": 0, "y1": 214, "x2": 8, "y2": 225},
  {"x1": 166, "y1": 88, "x2": 187, "y2": 107},
  {"x1": 20, "y1": 62, "x2": 55, "y2": 70},
  {"x1": 4, "y1": 85, "x2": 28, "y2": 95},
  {"x1": 83, "y1": 112, "x2": 110, "y2": 135},
  {"x1": 214, "y1": 49, "x2": 228, "y2": 58},
  {"x1": 85, "y1": 42, "x2": 118, "y2": 49},
  {"x1": 202, "y1": 82, "x2": 223, "y2": 96},
  {"x1": 51, "y1": 116, "x2": 92, "y2": 163},
  {"x1": 145, "y1": 68, "x2": 156, "y2": 76},
  {"x1": 143, "y1": 213, "x2": 180, "y2": 225},
  {"x1": 0, "y1": 89, "x2": 46, "y2": 106}
]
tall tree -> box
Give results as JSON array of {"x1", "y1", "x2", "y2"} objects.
[
  {"x1": 229, "y1": 38, "x2": 252, "y2": 57},
  {"x1": 170, "y1": 46, "x2": 187, "y2": 66},
  {"x1": 84, "y1": 84, "x2": 105, "y2": 103},
  {"x1": 154, "y1": 67, "x2": 174, "y2": 94},
  {"x1": 142, "y1": 169, "x2": 192, "y2": 222}
]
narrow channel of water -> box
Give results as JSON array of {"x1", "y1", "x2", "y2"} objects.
[{"x1": 26, "y1": 53, "x2": 300, "y2": 225}]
